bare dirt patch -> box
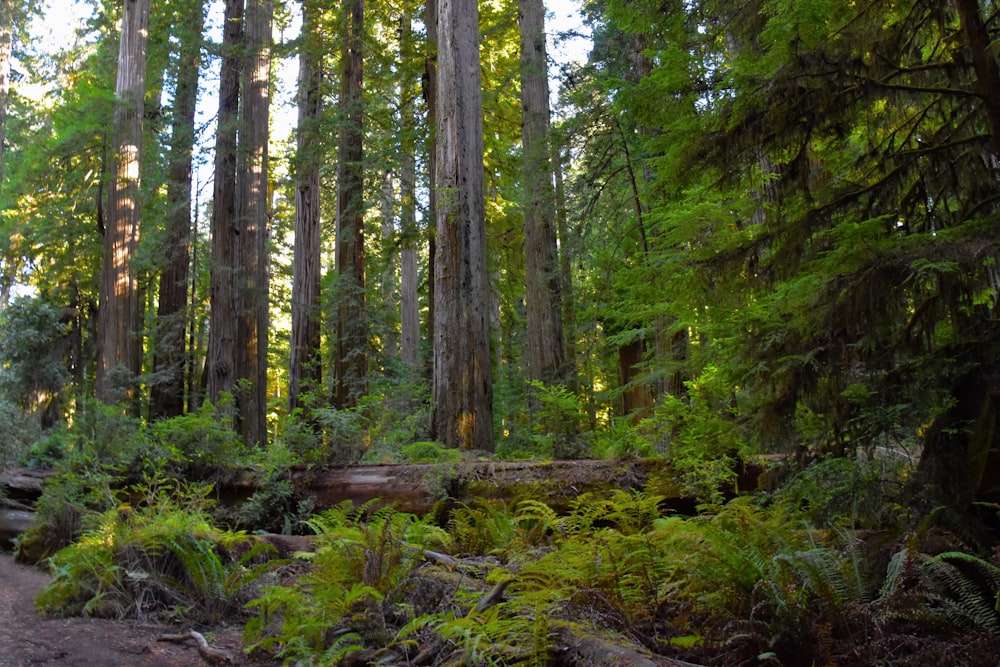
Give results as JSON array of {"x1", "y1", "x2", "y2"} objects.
[{"x1": 0, "y1": 553, "x2": 276, "y2": 667}]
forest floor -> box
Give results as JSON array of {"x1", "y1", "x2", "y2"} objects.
[{"x1": 0, "y1": 552, "x2": 277, "y2": 667}]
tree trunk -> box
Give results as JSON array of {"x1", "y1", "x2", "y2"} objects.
[
  {"x1": 206, "y1": 0, "x2": 244, "y2": 413},
  {"x1": 918, "y1": 366, "x2": 1000, "y2": 507},
  {"x1": 519, "y1": 0, "x2": 565, "y2": 386},
  {"x1": 290, "y1": 458, "x2": 689, "y2": 515},
  {"x1": 289, "y1": 0, "x2": 323, "y2": 414},
  {"x1": 96, "y1": 0, "x2": 150, "y2": 405},
  {"x1": 432, "y1": 0, "x2": 494, "y2": 451},
  {"x1": 0, "y1": 0, "x2": 10, "y2": 189},
  {"x1": 380, "y1": 170, "x2": 399, "y2": 362},
  {"x1": 619, "y1": 338, "x2": 653, "y2": 419},
  {"x1": 334, "y1": 0, "x2": 367, "y2": 409},
  {"x1": 0, "y1": 0, "x2": 13, "y2": 311},
  {"x1": 553, "y1": 142, "x2": 577, "y2": 392},
  {"x1": 235, "y1": 0, "x2": 272, "y2": 447},
  {"x1": 424, "y1": 0, "x2": 437, "y2": 379},
  {"x1": 955, "y1": 0, "x2": 1000, "y2": 155},
  {"x1": 150, "y1": 0, "x2": 204, "y2": 420},
  {"x1": 400, "y1": 15, "x2": 420, "y2": 370}
]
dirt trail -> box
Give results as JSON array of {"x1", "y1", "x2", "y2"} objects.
[{"x1": 0, "y1": 553, "x2": 271, "y2": 667}]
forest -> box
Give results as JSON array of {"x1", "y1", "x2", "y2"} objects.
[{"x1": 2, "y1": 0, "x2": 1000, "y2": 664}]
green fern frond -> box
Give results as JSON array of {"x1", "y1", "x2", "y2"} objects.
[{"x1": 917, "y1": 551, "x2": 1000, "y2": 633}]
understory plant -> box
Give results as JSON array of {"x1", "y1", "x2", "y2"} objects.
[
  {"x1": 35, "y1": 478, "x2": 275, "y2": 624},
  {"x1": 239, "y1": 488, "x2": 1000, "y2": 667},
  {"x1": 244, "y1": 500, "x2": 452, "y2": 664}
]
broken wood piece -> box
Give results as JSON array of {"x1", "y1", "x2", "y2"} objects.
[
  {"x1": 156, "y1": 629, "x2": 235, "y2": 664},
  {"x1": 474, "y1": 578, "x2": 512, "y2": 613}
]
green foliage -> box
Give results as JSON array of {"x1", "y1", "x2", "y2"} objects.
[
  {"x1": 245, "y1": 501, "x2": 451, "y2": 663},
  {"x1": 450, "y1": 500, "x2": 520, "y2": 557},
  {"x1": 35, "y1": 479, "x2": 273, "y2": 624},
  {"x1": 0, "y1": 398, "x2": 41, "y2": 469},
  {"x1": 0, "y1": 296, "x2": 72, "y2": 416},
  {"x1": 145, "y1": 402, "x2": 244, "y2": 480},
  {"x1": 638, "y1": 367, "x2": 745, "y2": 504},
  {"x1": 773, "y1": 456, "x2": 916, "y2": 530},
  {"x1": 233, "y1": 441, "x2": 315, "y2": 535},
  {"x1": 400, "y1": 440, "x2": 461, "y2": 464},
  {"x1": 526, "y1": 381, "x2": 588, "y2": 459},
  {"x1": 587, "y1": 417, "x2": 654, "y2": 460}
]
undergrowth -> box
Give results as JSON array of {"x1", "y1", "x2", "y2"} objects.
[
  {"x1": 238, "y1": 486, "x2": 1000, "y2": 667},
  {"x1": 35, "y1": 477, "x2": 277, "y2": 624}
]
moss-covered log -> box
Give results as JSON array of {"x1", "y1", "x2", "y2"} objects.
[{"x1": 289, "y1": 458, "x2": 699, "y2": 514}]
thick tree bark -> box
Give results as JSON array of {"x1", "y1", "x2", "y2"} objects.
[
  {"x1": 519, "y1": 0, "x2": 565, "y2": 386},
  {"x1": 918, "y1": 366, "x2": 1000, "y2": 507},
  {"x1": 432, "y1": 0, "x2": 494, "y2": 451},
  {"x1": 0, "y1": 0, "x2": 10, "y2": 189},
  {"x1": 379, "y1": 171, "x2": 399, "y2": 362},
  {"x1": 400, "y1": 15, "x2": 420, "y2": 370},
  {"x1": 235, "y1": 0, "x2": 272, "y2": 446},
  {"x1": 0, "y1": 1, "x2": 13, "y2": 311},
  {"x1": 96, "y1": 0, "x2": 150, "y2": 405},
  {"x1": 150, "y1": 0, "x2": 204, "y2": 420},
  {"x1": 424, "y1": 0, "x2": 438, "y2": 376},
  {"x1": 955, "y1": 0, "x2": 1000, "y2": 155},
  {"x1": 553, "y1": 143, "x2": 577, "y2": 392},
  {"x1": 334, "y1": 0, "x2": 367, "y2": 409},
  {"x1": 619, "y1": 338, "x2": 653, "y2": 418},
  {"x1": 289, "y1": 0, "x2": 323, "y2": 414},
  {"x1": 206, "y1": 0, "x2": 243, "y2": 413}
]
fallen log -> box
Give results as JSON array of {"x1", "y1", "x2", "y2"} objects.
[{"x1": 289, "y1": 458, "x2": 693, "y2": 515}]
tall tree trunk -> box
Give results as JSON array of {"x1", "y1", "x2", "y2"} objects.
[
  {"x1": 206, "y1": 0, "x2": 244, "y2": 413},
  {"x1": 334, "y1": 0, "x2": 367, "y2": 409},
  {"x1": 235, "y1": 0, "x2": 272, "y2": 446},
  {"x1": 519, "y1": 0, "x2": 565, "y2": 386},
  {"x1": 400, "y1": 13, "x2": 420, "y2": 370},
  {"x1": 289, "y1": 0, "x2": 323, "y2": 414},
  {"x1": 0, "y1": 0, "x2": 11, "y2": 189},
  {"x1": 0, "y1": 0, "x2": 13, "y2": 312},
  {"x1": 379, "y1": 170, "x2": 398, "y2": 362},
  {"x1": 432, "y1": 0, "x2": 494, "y2": 451},
  {"x1": 96, "y1": 0, "x2": 150, "y2": 405},
  {"x1": 424, "y1": 0, "x2": 437, "y2": 377},
  {"x1": 150, "y1": 0, "x2": 204, "y2": 420},
  {"x1": 553, "y1": 142, "x2": 577, "y2": 392},
  {"x1": 956, "y1": 0, "x2": 1000, "y2": 155}
]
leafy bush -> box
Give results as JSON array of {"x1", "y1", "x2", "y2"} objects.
[
  {"x1": 772, "y1": 455, "x2": 915, "y2": 529},
  {"x1": 35, "y1": 479, "x2": 274, "y2": 624},
  {"x1": 400, "y1": 440, "x2": 461, "y2": 464},
  {"x1": 146, "y1": 403, "x2": 244, "y2": 480},
  {"x1": 233, "y1": 444, "x2": 315, "y2": 535},
  {"x1": 245, "y1": 500, "x2": 451, "y2": 664},
  {"x1": 0, "y1": 296, "x2": 72, "y2": 419},
  {"x1": 0, "y1": 398, "x2": 41, "y2": 468}
]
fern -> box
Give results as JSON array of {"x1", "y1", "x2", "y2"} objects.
[{"x1": 917, "y1": 551, "x2": 1000, "y2": 633}]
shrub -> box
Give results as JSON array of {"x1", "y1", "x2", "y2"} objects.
[{"x1": 35, "y1": 479, "x2": 274, "y2": 624}]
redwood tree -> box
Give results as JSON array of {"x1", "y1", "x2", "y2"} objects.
[
  {"x1": 0, "y1": 0, "x2": 11, "y2": 188},
  {"x1": 235, "y1": 0, "x2": 272, "y2": 446},
  {"x1": 96, "y1": 0, "x2": 150, "y2": 404},
  {"x1": 519, "y1": 0, "x2": 564, "y2": 385},
  {"x1": 289, "y1": 0, "x2": 324, "y2": 413},
  {"x1": 334, "y1": 0, "x2": 367, "y2": 408},
  {"x1": 206, "y1": 0, "x2": 243, "y2": 412},
  {"x1": 399, "y1": 13, "x2": 420, "y2": 370},
  {"x1": 432, "y1": 0, "x2": 493, "y2": 451},
  {"x1": 150, "y1": 0, "x2": 204, "y2": 419}
]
